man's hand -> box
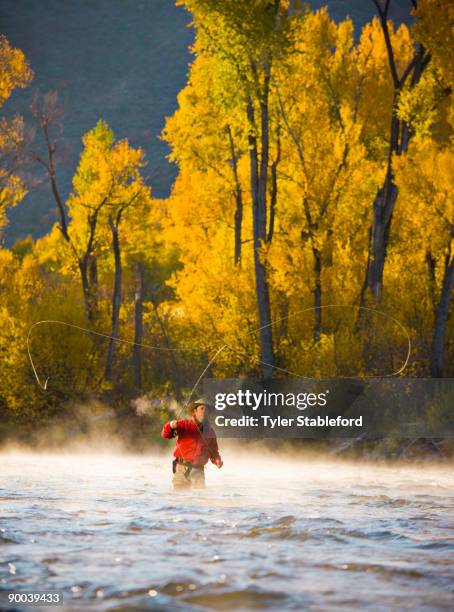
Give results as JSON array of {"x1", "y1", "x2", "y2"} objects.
[
  {"x1": 170, "y1": 420, "x2": 178, "y2": 429},
  {"x1": 214, "y1": 457, "x2": 223, "y2": 469}
]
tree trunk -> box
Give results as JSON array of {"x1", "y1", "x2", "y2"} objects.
[
  {"x1": 79, "y1": 260, "x2": 96, "y2": 323},
  {"x1": 267, "y1": 128, "x2": 280, "y2": 244},
  {"x1": 430, "y1": 254, "x2": 454, "y2": 377},
  {"x1": 227, "y1": 126, "x2": 243, "y2": 266},
  {"x1": 104, "y1": 212, "x2": 123, "y2": 381},
  {"x1": 365, "y1": 163, "x2": 398, "y2": 299},
  {"x1": 88, "y1": 254, "x2": 98, "y2": 318},
  {"x1": 133, "y1": 262, "x2": 144, "y2": 390},
  {"x1": 276, "y1": 295, "x2": 289, "y2": 348},
  {"x1": 39, "y1": 120, "x2": 70, "y2": 242},
  {"x1": 234, "y1": 192, "x2": 243, "y2": 266},
  {"x1": 150, "y1": 292, "x2": 182, "y2": 401},
  {"x1": 361, "y1": 5, "x2": 430, "y2": 302},
  {"x1": 79, "y1": 209, "x2": 101, "y2": 323},
  {"x1": 247, "y1": 75, "x2": 275, "y2": 380},
  {"x1": 312, "y1": 247, "x2": 322, "y2": 343},
  {"x1": 426, "y1": 250, "x2": 437, "y2": 307}
]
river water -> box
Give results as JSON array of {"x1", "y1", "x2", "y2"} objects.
[{"x1": 1, "y1": 453, "x2": 453, "y2": 610}]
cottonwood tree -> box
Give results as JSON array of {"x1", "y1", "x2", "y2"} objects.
[
  {"x1": 163, "y1": 51, "x2": 246, "y2": 265},
  {"x1": 360, "y1": 0, "x2": 431, "y2": 303},
  {"x1": 178, "y1": 0, "x2": 294, "y2": 379},
  {"x1": 66, "y1": 120, "x2": 149, "y2": 381},
  {"x1": 395, "y1": 142, "x2": 454, "y2": 377},
  {"x1": 0, "y1": 36, "x2": 33, "y2": 240},
  {"x1": 274, "y1": 9, "x2": 380, "y2": 344}
]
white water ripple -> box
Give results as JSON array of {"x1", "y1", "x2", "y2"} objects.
[{"x1": 1, "y1": 453, "x2": 453, "y2": 611}]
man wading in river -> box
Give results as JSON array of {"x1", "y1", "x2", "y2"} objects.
[{"x1": 161, "y1": 400, "x2": 223, "y2": 489}]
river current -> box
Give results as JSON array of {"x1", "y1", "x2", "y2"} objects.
[{"x1": 1, "y1": 453, "x2": 453, "y2": 610}]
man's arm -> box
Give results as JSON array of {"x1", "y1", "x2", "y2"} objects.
[
  {"x1": 207, "y1": 431, "x2": 223, "y2": 467},
  {"x1": 161, "y1": 419, "x2": 185, "y2": 439}
]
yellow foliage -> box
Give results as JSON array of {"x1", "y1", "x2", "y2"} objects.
[
  {"x1": 0, "y1": 37, "x2": 33, "y2": 234},
  {"x1": 413, "y1": 0, "x2": 454, "y2": 87},
  {"x1": 67, "y1": 119, "x2": 149, "y2": 264},
  {"x1": 394, "y1": 140, "x2": 454, "y2": 259},
  {"x1": 0, "y1": 35, "x2": 33, "y2": 107}
]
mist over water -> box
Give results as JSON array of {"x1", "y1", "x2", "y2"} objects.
[{"x1": 1, "y1": 453, "x2": 453, "y2": 610}]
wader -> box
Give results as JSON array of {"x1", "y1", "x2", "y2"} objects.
[{"x1": 172, "y1": 458, "x2": 205, "y2": 489}]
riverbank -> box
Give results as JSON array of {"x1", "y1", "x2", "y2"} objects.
[{"x1": 1, "y1": 395, "x2": 453, "y2": 462}]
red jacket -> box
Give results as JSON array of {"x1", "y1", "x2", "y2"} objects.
[{"x1": 161, "y1": 418, "x2": 221, "y2": 467}]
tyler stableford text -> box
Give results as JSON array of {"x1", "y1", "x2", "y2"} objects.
[{"x1": 214, "y1": 415, "x2": 363, "y2": 429}]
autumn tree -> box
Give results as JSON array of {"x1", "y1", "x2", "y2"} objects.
[
  {"x1": 0, "y1": 35, "x2": 33, "y2": 239},
  {"x1": 273, "y1": 9, "x2": 381, "y2": 344},
  {"x1": 394, "y1": 141, "x2": 453, "y2": 377},
  {"x1": 120, "y1": 199, "x2": 183, "y2": 395},
  {"x1": 177, "y1": 0, "x2": 295, "y2": 379},
  {"x1": 163, "y1": 51, "x2": 247, "y2": 265},
  {"x1": 100, "y1": 141, "x2": 149, "y2": 382},
  {"x1": 63, "y1": 120, "x2": 149, "y2": 382},
  {"x1": 413, "y1": 0, "x2": 454, "y2": 89},
  {"x1": 360, "y1": 0, "x2": 431, "y2": 303}
]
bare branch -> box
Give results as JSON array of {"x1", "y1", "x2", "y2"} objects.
[
  {"x1": 276, "y1": 84, "x2": 307, "y2": 175},
  {"x1": 31, "y1": 91, "x2": 69, "y2": 241},
  {"x1": 372, "y1": 0, "x2": 400, "y2": 88},
  {"x1": 267, "y1": 125, "x2": 281, "y2": 244},
  {"x1": 399, "y1": 54, "x2": 418, "y2": 88}
]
